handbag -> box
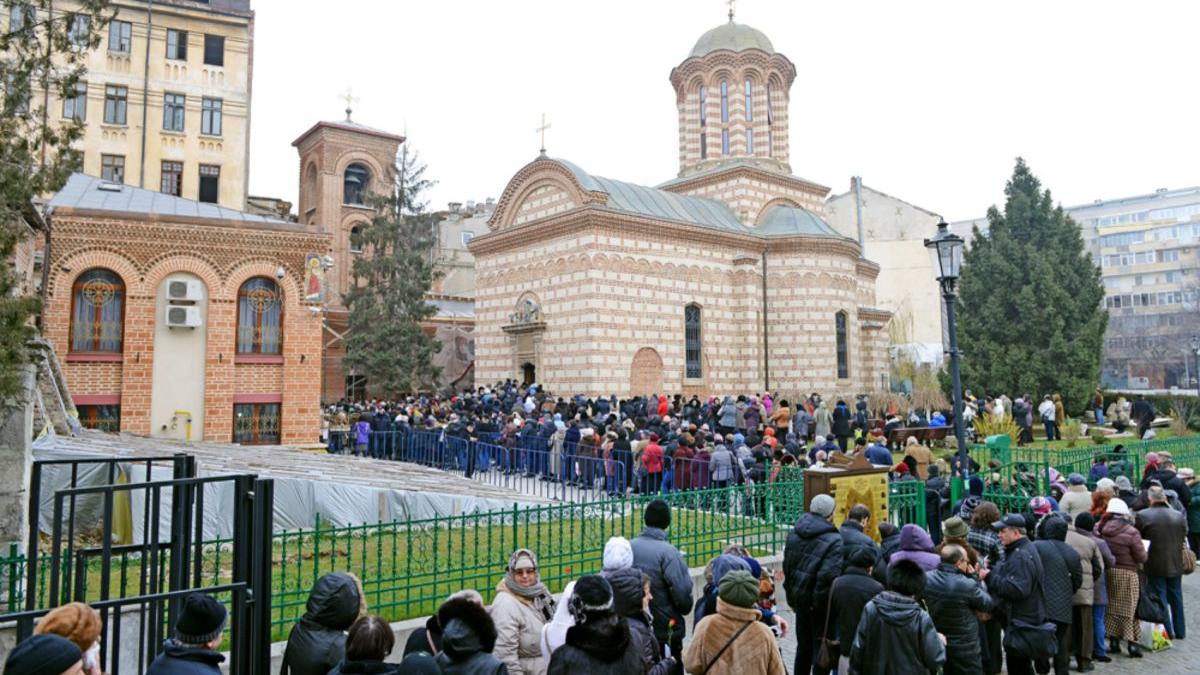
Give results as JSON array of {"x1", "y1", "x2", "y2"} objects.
[
  {"x1": 815, "y1": 578, "x2": 841, "y2": 671},
  {"x1": 1183, "y1": 544, "x2": 1197, "y2": 576},
  {"x1": 1002, "y1": 619, "x2": 1059, "y2": 661},
  {"x1": 1136, "y1": 582, "x2": 1169, "y2": 624}
]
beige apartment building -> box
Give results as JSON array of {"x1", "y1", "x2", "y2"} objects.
[{"x1": 11, "y1": 0, "x2": 254, "y2": 209}]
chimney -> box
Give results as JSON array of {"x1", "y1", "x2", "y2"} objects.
[{"x1": 448, "y1": 201, "x2": 462, "y2": 214}]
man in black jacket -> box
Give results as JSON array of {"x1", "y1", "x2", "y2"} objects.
[
  {"x1": 827, "y1": 547, "x2": 884, "y2": 672},
  {"x1": 872, "y1": 521, "x2": 902, "y2": 584},
  {"x1": 839, "y1": 504, "x2": 880, "y2": 572},
  {"x1": 784, "y1": 493, "x2": 844, "y2": 675},
  {"x1": 925, "y1": 544, "x2": 992, "y2": 675},
  {"x1": 1141, "y1": 459, "x2": 1192, "y2": 509},
  {"x1": 987, "y1": 514, "x2": 1046, "y2": 675},
  {"x1": 1034, "y1": 514, "x2": 1083, "y2": 675}
]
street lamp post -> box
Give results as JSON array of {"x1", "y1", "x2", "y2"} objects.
[
  {"x1": 1191, "y1": 335, "x2": 1200, "y2": 398},
  {"x1": 925, "y1": 220, "x2": 968, "y2": 477}
]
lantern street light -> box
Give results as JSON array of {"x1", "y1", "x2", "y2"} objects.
[{"x1": 925, "y1": 219, "x2": 968, "y2": 477}]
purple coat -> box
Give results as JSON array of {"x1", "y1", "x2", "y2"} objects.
[{"x1": 888, "y1": 524, "x2": 940, "y2": 572}]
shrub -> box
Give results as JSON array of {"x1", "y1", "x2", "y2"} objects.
[
  {"x1": 1061, "y1": 419, "x2": 1082, "y2": 448},
  {"x1": 973, "y1": 413, "x2": 1020, "y2": 446},
  {"x1": 1090, "y1": 428, "x2": 1107, "y2": 445},
  {"x1": 1168, "y1": 398, "x2": 1199, "y2": 436}
]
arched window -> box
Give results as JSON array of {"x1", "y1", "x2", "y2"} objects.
[
  {"x1": 835, "y1": 311, "x2": 849, "y2": 379},
  {"x1": 744, "y1": 79, "x2": 754, "y2": 154},
  {"x1": 71, "y1": 268, "x2": 125, "y2": 353},
  {"x1": 766, "y1": 82, "x2": 775, "y2": 157},
  {"x1": 720, "y1": 80, "x2": 729, "y2": 156},
  {"x1": 236, "y1": 277, "x2": 282, "y2": 355},
  {"x1": 685, "y1": 304, "x2": 702, "y2": 378},
  {"x1": 349, "y1": 225, "x2": 363, "y2": 254},
  {"x1": 343, "y1": 163, "x2": 370, "y2": 206},
  {"x1": 698, "y1": 85, "x2": 707, "y2": 160}
]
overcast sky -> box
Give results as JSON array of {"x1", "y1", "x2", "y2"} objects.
[{"x1": 247, "y1": 0, "x2": 1199, "y2": 222}]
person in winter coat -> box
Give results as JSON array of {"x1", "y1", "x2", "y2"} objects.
[
  {"x1": 684, "y1": 570, "x2": 786, "y2": 675},
  {"x1": 631, "y1": 500, "x2": 694, "y2": 662},
  {"x1": 328, "y1": 616, "x2": 398, "y2": 675},
  {"x1": 831, "y1": 400, "x2": 852, "y2": 451},
  {"x1": 1065, "y1": 513, "x2": 1105, "y2": 672},
  {"x1": 282, "y1": 572, "x2": 365, "y2": 675},
  {"x1": 1073, "y1": 512, "x2": 1115, "y2": 665},
  {"x1": 547, "y1": 575, "x2": 643, "y2": 675},
  {"x1": 849, "y1": 559, "x2": 945, "y2": 675},
  {"x1": 1184, "y1": 468, "x2": 1200, "y2": 557},
  {"x1": 769, "y1": 400, "x2": 792, "y2": 436},
  {"x1": 1033, "y1": 514, "x2": 1083, "y2": 675},
  {"x1": 1142, "y1": 458, "x2": 1193, "y2": 509},
  {"x1": 490, "y1": 549, "x2": 555, "y2": 675},
  {"x1": 889, "y1": 524, "x2": 940, "y2": 572},
  {"x1": 839, "y1": 504, "x2": 880, "y2": 572},
  {"x1": 694, "y1": 553, "x2": 751, "y2": 624},
  {"x1": 604, "y1": 567, "x2": 674, "y2": 675},
  {"x1": 1095, "y1": 498, "x2": 1146, "y2": 658},
  {"x1": 923, "y1": 544, "x2": 991, "y2": 675},
  {"x1": 641, "y1": 434, "x2": 665, "y2": 494},
  {"x1": 436, "y1": 595, "x2": 508, "y2": 675},
  {"x1": 717, "y1": 397, "x2": 738, "y2": 435},
  {"x1": 783, "y1": 493, "x2": 843, "y2": 675},
  {"x1": 147, "y1": 593, "x2": 226, "y2": 675},
  {"x1": 871, "y1": 522, "x2": 902, "y2": 584},
  {"x1": 814, "y1": 401, "x2": 832, "y2": 441},
  {"x1": 1137, "y1": 484, "x2": 1188, "y2": 639},
  {"x1": 744, "y1": 397, "x2": 763, "y2": 434},
  {"x1": 406, "y1": 590, "x2": 485, "y2": 658},
  {"x1": 826, "y1": 547, "x2": 884, "y2": 674},
  {"x1": 987, "y1": 514, "x2": 1047, "y2": 675},
  {"x1": 903, "y1": 437, "x2": 934, "y2": 480},
  {"x1": 4, "y1": 635, "x2": 83, "y2": 675}
]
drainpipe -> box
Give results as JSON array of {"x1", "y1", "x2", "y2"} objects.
[
  {"x1": 853, "y1": 175, "x2": 865, "y2": 248},
  {"x1": 138, "y1": 1, "x2": 154, "y2": 188},
  {"x1": 761, "y1": 249, "x2": 769, "y2": 391}
]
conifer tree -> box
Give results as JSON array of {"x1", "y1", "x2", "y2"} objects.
[
  {"x1": 343, "y1": 143, "x2": 441, "y2": 396},
  {"x1": 956, "y1": 158, "x2": 1107, "y2": 413},
  {"x1": 0, "y1": 1, "x2": 111, "y2": 400}
]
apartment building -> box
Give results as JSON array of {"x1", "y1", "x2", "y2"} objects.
[{"x1": 8, "y1": 0, "x2": 254, "y2": 209}]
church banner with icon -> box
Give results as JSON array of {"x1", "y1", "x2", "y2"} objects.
[{"x1": 803, "y1": 455, "x2": 891, "y2": 542}]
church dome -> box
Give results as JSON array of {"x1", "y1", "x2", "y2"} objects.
[{"x1": 689, "y1": 21, "x2": 774, "y2": 58}]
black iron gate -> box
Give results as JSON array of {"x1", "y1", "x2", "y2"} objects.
[{"x1": 5, "y1": 454, "x2": 273, "y2": 675}]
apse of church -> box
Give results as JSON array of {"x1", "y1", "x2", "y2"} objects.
[{"x1": 470, "y1": 18, "x2": 891, "y2": 398}]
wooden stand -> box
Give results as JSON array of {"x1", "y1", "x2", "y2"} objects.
[{"x1": 803, "y1": 454, "x2": 891, "y2": 542}]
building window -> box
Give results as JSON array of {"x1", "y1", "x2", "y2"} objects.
[
  {"x1": 237, "y1": 277, "x2": 282, "y2": 355},
  {"x1": 720, "y1": 79, "x2": 729, "y2": 156},
  {"x1": 766, "y1": 83, "x2": 774, "y2": 157},
  {"x1": 166, "y1": 29, "x2": 187, "y2": 60},
  {"x1": 344, "y1": 163, "x2": 370, "y2": 205},
  {"x1": 461, "y1": 231, "x2": 474, "y2": 247},
  {"x1": 200, "y1": 97, "x2": 222, "y2": 135},
  {"x1": 67, "y1": 14, "x2": 90, "y2": 47},
  {"x1": 78, "y1": 405, "x2": 120, "y2": 432},
  {"x1": 71, "y1": 269, "x2": 125, "y2": 353},
  {"x1": 62, "y1": 81, "x2": 86, "y2": 121},
  {"x1": 101, "y1": 154, "x2": 125, "y2": 183},
  {"x1": 835, "y1": 311, "x2": 849, "y2": 379},
  {"x1": 103, "y1": 85, "x2": 127, "y2": 124},
  {"x1": 198, "y1": 164, "x2": 219, "y2": 203},
  {"x1": 349, "y1": 226, "x2": 363, "y2": 253},
  {"x1": 744, "y1": 79, "x2": 753, "y2": 154},
  {"x1": 160, "y1": 161, "x2": 182, "y2": 196},
  {"x1": 233, "y1": 403, "x2": 280, "y2": 445},
  {"x1": 163, "y1": 93, "x2": 185, "y2": 131},
  {"x1": 108, "y1": 20, "x2": 131, "y2": 53},
  {"x1": 698, "y1": 85, "x2": 707, "y2": 159},
  {"x1": 8, "y1": 5, "x2": 32, "y2": 32},
  {"x1": 203, "y1": 34, "x2": 224, "y2": 66},
  {"x1": 685, "y1": 304, "x2": 702, "y2": 378}
]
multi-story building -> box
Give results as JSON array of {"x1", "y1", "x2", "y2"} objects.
[
  {"x1": 953, "y1": 186, "x2": 1200, "y2": 390},
  {"x1": 12, "y1": 0, "x2": 255, "y2": 209},
  {"x1": 432, "y1": 199, "x2": 493, "y2": 297}
]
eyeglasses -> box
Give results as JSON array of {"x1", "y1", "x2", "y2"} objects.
[{"x1": 514, "y1": 567, "x2": 538, "y2": 575}]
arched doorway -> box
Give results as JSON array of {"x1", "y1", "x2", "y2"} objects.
[
  {"x1": 629, "y1": 348, "x2": 664, "y2": 397},
  {"x1": 522, "y1": 362, "x2": 536, "y2": 386}
]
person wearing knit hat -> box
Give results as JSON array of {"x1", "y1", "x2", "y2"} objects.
[
  {"x1": 783, "y1": 490, "x2": 844, "y2": 674},
  {"x1": 644, "y1": 499, "x2": 671, "y2": 530},
  {"x1": 602, "y1": 536, "x2": 633, "y2": 572},
  {"x1": 33, "y1": 602, "x2": 100, "y2": 665},
  {"x1": 147, "y1": 593, "x2": 226, "y2": 675},
  {"x1": 631, "y1": 498, "x2": 694, "y2": 663},
  {"x1": 4, "y1": 635, "x2": 83, "y2": 675},
  {"x1": 684, "y1": 569, "x2": 786, "y2": 675},
  {"x1": 1029, "y1": 496, "x2": 1052, "y2": 517}
]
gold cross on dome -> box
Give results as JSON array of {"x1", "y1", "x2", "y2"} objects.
[
  {"x1": 341, "y1": 87, "x2": 359, "y2": 122},
  {"x1": 536, "y1": 113, "x2": 552, "y2": 156}
]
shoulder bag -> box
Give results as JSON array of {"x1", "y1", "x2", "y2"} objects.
[
  {"x1": 1183, "y1": 544, "x2": 1196, "y2": 576},
  {"x1": 815, "y1": 578, "x2": 841, "y2": 671},
  {"x1": 701, "y1": 620, "x2": 754, "y2": 675}
]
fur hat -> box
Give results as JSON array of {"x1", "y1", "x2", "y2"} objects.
[
  {"x1": 644, "y1": 499, "x2": 671, "y2": 529},
  {"x1": 568, "y1": 575, "x2": 614, "y2": 624},
  {"x1": 33, "y1": 602, "x2": 100, "y2": 653},
  {"x1": 718, "y1": 569, "x2": 760, "y2": 608},
  {"x1": 437, "y1": 596, "x2": 497, "y2": 656},
  {"x1": 175, "y1": 593, "x2": 226, "y2": 645}
]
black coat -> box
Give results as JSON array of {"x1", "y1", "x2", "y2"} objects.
[
  {"x1": 327, "y1": 660, "x2": 398, "y2": 675},
  {"x1": 282, "y1": 573, "x2": 363, "y2": 675},
  {"x1": 783, "y1": 513, "x2": 844, "y2": 614},
  {"x1": 606, "y1": 567, "x2": 672, "y2": 675},
  {"x1": 148, "y1": 641, "x2": 224, "y2": 675},
  {"x1": 826, "y1": 567, "x2": 883, "y2": 657},
  {"x1": 849, "y1": 591, "x2": 946, "y2": 675},
  {"x1": 872, "y1": 532, "x2": 902, "y2": 584},
  {"x1": 839, "y1": 522, "x2": 880, "y2": 572},
  {"x1": 1033, "y1": 517, "x2": 1083, "y2": 625},
  {"x1": 1141, "y1": 469, "x2": 1192, "y2": 508},
  {"x1": 402, "y1": 615, "x2": 441, "y2": 658},
  {"x1": 924, "y1": 563, "x2": 992, "y2": 675},
  {"x1": 547, "y1": 617, "x2": 645, "y2": 675},
  {"x1": 988, "y1": 536, "x2": 1045, "y2": 626},
  {"x1": 832, "y1": 405, "x2": 853, "y2": 436},
  {"x1": 434, "y1": 598, "x2": 508, "y2": 675},
  {"x1": 1138, "y1": 503, "x2": 1189, "y2": 577}
]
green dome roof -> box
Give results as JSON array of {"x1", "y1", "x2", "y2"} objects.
[{"x1": 689, "y1": 21, "x2": 775, "y2": 58}]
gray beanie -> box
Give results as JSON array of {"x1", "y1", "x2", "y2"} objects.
[{"x1": 810, "y1": 494, "x2": 835, "y2": 518}]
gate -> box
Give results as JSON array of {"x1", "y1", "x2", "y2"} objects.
[{"x1": 4, "y1": 454, "x2": 274, "y2": 675}]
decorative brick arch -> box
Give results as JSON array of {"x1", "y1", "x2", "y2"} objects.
[
  {"x1": 630, "y1": 347, "x2": 664, "y2": 398},
  {"x1": 332, "y1": 150, "x2": 389, "y2": 186},
  {"x1": 142, "y1": 253, "x2": 223, "y2": 294},
  {"x1": 489, "y1": 158, "x2": 606, "y2": 231},
  {"x1": 222, "y1": 259, "x2": 302, "y2": 304}
]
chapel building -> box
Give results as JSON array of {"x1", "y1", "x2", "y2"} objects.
[{"x1": 470, "y1": 19, "x2": 892, "y2": 397}]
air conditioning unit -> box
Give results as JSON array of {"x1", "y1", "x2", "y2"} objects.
[
  {"x1": 165, "y1": 305, "x2": 202, "y2": 329},
  {"x1": 166, "y1": 279, "x2": 204, "y2": 303}
]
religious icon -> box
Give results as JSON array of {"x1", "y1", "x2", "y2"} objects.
[{"x1": 304, "y1": 254, "x2": 325, "y2": 302}]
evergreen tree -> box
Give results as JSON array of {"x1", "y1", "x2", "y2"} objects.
[
  {"x1": 343, "y1": 143, "x2": 441, "y2": 396},
  {"x1": 0, "y1": 1, "x2": 111, "y2": 400},
  {"x1": 956, "y1": 158, "x2": 1107, "y2": 413}
]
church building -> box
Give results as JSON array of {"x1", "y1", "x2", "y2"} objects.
[{"x1": 471, "y1": 18, "x2": 892, "y2": 397}]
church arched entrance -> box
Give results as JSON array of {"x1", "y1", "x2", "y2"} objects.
[
  {"x1": 629, "y1": 348, "x2": 664, "y2": 397},
  {"x1": 522, "y1": 362, "x2": 536, "y2": 386}
]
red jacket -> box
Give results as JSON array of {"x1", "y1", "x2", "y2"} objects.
[
  {"x1": 673, "y1": 446, "x2": 695, "y2": 490},
  {"x1": 657, "y1": 396, "x2": 668, "y2": 417},
  {"x1": 643, "y1": 442, "x2": 664, "y2": 473}
]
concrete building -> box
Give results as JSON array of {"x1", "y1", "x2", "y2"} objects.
[
  {"x1": 15, "y1": 0, "x2": 255, "y2": 209},
  {"x1": 470, "y1": 18, "x2": 891, "y2": 397},
  {"x1": 433, "y1": 200, "x2": 493, "y2": 297},
  {"x1": 953, "y1": 186, "x2": 1200, "y2": 390},
  {"x1": 826, "y1": 179, "x2": 944, "y2": 365}
]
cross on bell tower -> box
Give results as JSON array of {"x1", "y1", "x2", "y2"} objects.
[{"x1": 340, "y1": 87, "x2": 359, "y2": 122}]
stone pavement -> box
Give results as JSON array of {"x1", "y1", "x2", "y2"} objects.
[{"x1": 765, "y1": 570, "x2": 1199, "y2": 675}]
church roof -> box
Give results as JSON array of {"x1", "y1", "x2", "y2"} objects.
[
  {"x1": 48, "y1": 173, "x2": 292, "y2": 225},
  {"x1": 757, "y1": 204, "x2": 842, "y2": 238},
  {"x1": 689, "y1": 21, "x2": 775, "y2": 58},
  {"x1": 291, "y1": 119, "x2": 405, "y2": 147},
  {"x1": 553, "y1": 158, "x2": 754, "y2": 235}
]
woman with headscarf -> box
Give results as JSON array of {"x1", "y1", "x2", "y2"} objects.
[
  {"x1": 491, "y1": 549, "x2": 556, "y2": 675},
  {"x1": 1096, "y1": 498, "x2": 1148, "y2": 657},
  {"x1": 546, "y1": 575, "x2": 644, "y2": 675}
]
